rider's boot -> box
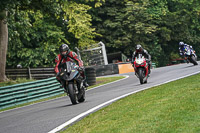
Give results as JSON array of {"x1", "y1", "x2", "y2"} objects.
[
  {"x1": 60, "y1": 81, "x2": 64, "y2": 88},
  {"x1": 83, "y1": 79, "x2": 89, "y2": 87},
  {"x1": 56, "y1": 78, "x2": 64, "y2": 88}
]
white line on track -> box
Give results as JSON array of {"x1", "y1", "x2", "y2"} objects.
[
  {"x1": 0, "y1": 75, "x2": 128, "y2": 114},
  {"x1": 48, "y1": 71, "x2": 200, "y2": 133}
]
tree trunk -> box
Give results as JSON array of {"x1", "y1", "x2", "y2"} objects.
[{"x1": 0, "y1": 11, "x2": 8, "y2": 82}]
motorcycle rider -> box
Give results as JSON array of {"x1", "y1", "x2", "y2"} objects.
[
  {"x1": 55, "y1": 44, "x2": 89, "y2": 88},
  {"x1": 179, "y1": 42, "x2": 194, "y2": 55},
  {"x1": 179, "y1": 41, "x2": 194, "y2": 63},
  {"x1": 132, "y1": 44, "x2": 152, "y2": 74}
]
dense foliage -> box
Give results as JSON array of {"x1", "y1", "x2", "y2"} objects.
[
  {"x1": 1, "y1": 0, "x2": 101, "y2": 68},
  {"x1": 91, "y1": 0, "x2": 200, "y2": 66},
  {"x1": 1, "y1": 0, "x2": 200, "y2": 67}
]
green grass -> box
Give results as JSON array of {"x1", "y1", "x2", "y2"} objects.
[
  {"x1": 0, "y1": 78, "x2": 35, "y2": 87},
  {"x1": 0, "y1": 76, "x2": 125, "y2": 112},
  {"x1": 61, "y1": 74, "x2": 200, "y2": 133},
  {"x1": 88, "y1": 76, "x2": 125, "y2": 89}
]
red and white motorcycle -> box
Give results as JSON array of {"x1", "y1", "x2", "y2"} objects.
[{"x1": 133, "y1": 54, "x2": 149, "y2": 84}]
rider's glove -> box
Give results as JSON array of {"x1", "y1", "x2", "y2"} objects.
[{"x1": 78, "y1": 67, "x2": 84, "y2": 71}]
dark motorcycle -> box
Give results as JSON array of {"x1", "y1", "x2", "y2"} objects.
[
  {"x1": 181, "y1": 46, "x2": 198, "y2": 65},
  {"x1": 133, "y1": 54, "x2": 149, "y2": 84},
  {"x1": 58, "y1": 62, "x2": 85, "y2": 104}
]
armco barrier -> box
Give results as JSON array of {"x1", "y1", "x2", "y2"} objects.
[{"x1": 0, "y1": 77, "x2": 64, "y2": 109}]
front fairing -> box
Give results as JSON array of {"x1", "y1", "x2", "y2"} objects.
[
  {"x1": 185, "y1": 49, "x2": 191, "y2": 56},
  {"x1": 134, "y1": 54, "x2": 148, "y2": 76},
  {"x1": 59, "y1": 62, "x2": 80, "y2": 81},
  {"x1": 181, "y1": 46, "x2": 192, "y2": 56},
  {"x1": 134, "y1": 55, "x2": 147, "y2": 68},
  {"x1": 65, "y1": 69, "x2": 79, "y2": 81}
]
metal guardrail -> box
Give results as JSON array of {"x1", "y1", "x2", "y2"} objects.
[
  {"x1": 0, "y1": 77, "x2": 64, "y2": 109},
  {"x1": 152, "y1": 63, "x2": 156, "y2": 69}
]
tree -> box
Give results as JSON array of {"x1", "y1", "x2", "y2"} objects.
[
  {"x1": 0, "y1": 11, "x2": 8, "y2": 81},
  {"x1": 0, "y1": 0, "x2": 102, "y2": 81},
  {"x1": 90, "y1": 0, "x2": 200, "y2": 66},
  {"x1": 90, "y1": 0, "x2": 159, "y2": 56}
]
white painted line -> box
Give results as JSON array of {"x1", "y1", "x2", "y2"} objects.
[{"x1": 48, "y1": 71, "x2": 200, "y2": 133}]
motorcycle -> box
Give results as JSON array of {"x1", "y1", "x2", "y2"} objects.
[
  {"x1": 133, "y1": 54, "x2": 149, "y2": 84},
  {"x1": 58, "y1": 62, "x2": 86, "y2": 104},
  {"x1": 181, "y1": 46, "x2": 198, "y2": 65}
]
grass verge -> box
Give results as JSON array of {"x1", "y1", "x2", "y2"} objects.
[
  {"x1": 61, "y1": 74, "x2": 200, "y2": 133},
  {"x1": 0, "y1": 78, "x2": 35, "y2": 87},
  {"x1": 0, "y1": 76, "x2": 125, "y2": 112}
]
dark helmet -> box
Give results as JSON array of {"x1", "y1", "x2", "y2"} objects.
[
  {"x1": 135, "y1": 44, "x2": 143, "y2": 53},
  {"x1": 179, "y1": 42, "x2": 184, "y2": 47},
  {"x1": 59, "y1": 44, "x2": 69, "y2": 56}
]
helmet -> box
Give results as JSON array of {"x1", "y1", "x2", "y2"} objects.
[
  {"x1": 179, "y1": 42, "x2": 184, "y2": 47},
  {"x1": 135, "y1": 44, "x2": 143, "y2": 53},
  {"x1": 59, "y1": 44, "x2": 69, "y2": 57}
]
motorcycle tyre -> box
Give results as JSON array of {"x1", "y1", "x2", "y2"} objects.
[
  {"x1": 190, "y1": 56, "x2": 198, "y2": 65},
  {"x1": 78, "y1": 87, "x2": 85, "y2": 103},
  {"x1": 138, "y1": 68, "x2": 144, "y2": 84},
  {"x1": 68, "y1": 83, "x2": 78, "y2": 104}
]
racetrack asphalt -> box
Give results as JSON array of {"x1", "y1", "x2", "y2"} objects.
[{"x1": 0, "y1": 61, "x2": 200, "y2": 133}]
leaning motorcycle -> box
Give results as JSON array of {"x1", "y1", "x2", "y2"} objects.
[
  {"x1": 181, "y1": 47, "x2": 198, "y2": 65},
  {"x1": 133, "y1": 54, "x2": 149, "y2": 84},
  {"x1": 58, "y1": 62, "x2": 85, "y2": 104}
]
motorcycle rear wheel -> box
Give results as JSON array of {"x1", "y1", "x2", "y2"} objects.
[
  {"x1": 190, "y1": 56, "x2": 198, "y2": 65},
  {"x1": 68, "y1": 83, "x2": 78, "y2": 104}
]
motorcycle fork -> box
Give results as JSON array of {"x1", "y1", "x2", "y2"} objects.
[
  {"x1": 145, "y1": 65, "x2": 148, "y2": 76},
  {"x1": 65, "y1": 80, "x2": 78, "y2": 95},
  {"x1": 64, "y1": 81, "x2": 69, "y2": 94},
  {"x1": 134, "y1": 67, "x2": 139, "y2": 78}
]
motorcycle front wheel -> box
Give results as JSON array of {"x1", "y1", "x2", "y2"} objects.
[
  {"x1": 138, "y1": 68, "x2": 145, "y2": 84},
  {"x1": 68, "y1": 83, "x2": 78, "y2": 104}
]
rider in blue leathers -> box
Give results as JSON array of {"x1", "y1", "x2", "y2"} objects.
[
  {"x1": 179, "y1": 42, "x2": 195, "y2": 63},
  {"x1": 179, "y1": 42, "x2": 193, "y2": 56}
]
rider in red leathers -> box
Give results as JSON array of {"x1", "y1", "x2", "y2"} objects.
[
  {"x1": 55, "y1": 44, "x2": 89, "y2": 87},
  {"x1": 132, "y1": 44, "x2": 152, "y2": 74}
]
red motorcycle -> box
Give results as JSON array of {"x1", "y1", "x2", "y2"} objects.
[{"x1": 133, "y1": 54, "x2": 149, "y2": 84}]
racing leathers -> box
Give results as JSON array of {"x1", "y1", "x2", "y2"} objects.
[
  {"x1": 179, "y1": 44, "x2": 195, "y2": 63},
  {"x1": 179, "y1": 44, "x2": 193, "y2": 57},
  {"x1": 55, "y1": 51, "x2": 83, "y2": 74},
  {"x1": 54, "y1": 51, "x2": 88, "y2": 87}
]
